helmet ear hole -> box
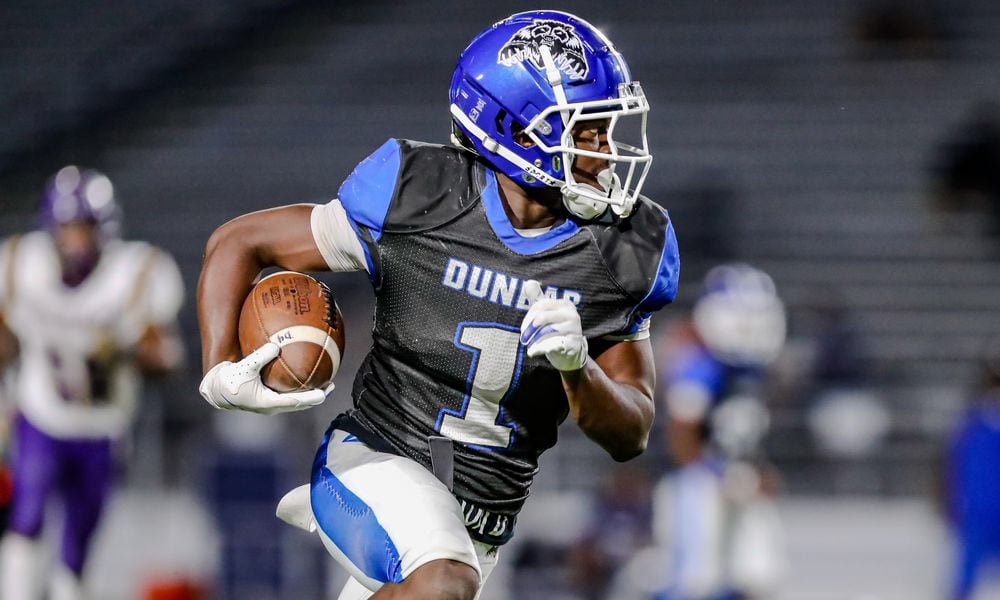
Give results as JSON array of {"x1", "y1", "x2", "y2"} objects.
[
  {"x1": 510, "y1": 122, "x2": 535, "y2": 149},
  {"x1": 494, "y1": 109, "x2": 508, "y2": 135}
]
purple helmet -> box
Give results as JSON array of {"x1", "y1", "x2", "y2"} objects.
[
  {"x1": 450, "y1": 10, "x2": 651, "y2": 218},
  {"x1": 39, "y1": 166, "x2": 121, "y2": 239}
]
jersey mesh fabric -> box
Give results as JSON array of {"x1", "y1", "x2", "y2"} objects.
[{"x1": 335, "y1": 140, "x2": 678, "y2": 543}]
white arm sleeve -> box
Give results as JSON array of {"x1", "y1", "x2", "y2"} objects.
[
  {"x1": 601, "y1": 318, "x2": 651, "y2": 342},
  {"x1": 310, "y1": 201, "x2": 370, "y2": 273}
]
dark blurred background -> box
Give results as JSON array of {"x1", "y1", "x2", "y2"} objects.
[{"x1": 3, "y1": 1, "x2": 1000, "y2": 598}]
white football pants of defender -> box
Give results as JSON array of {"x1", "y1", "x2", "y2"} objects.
[
  {"x1": 0, "y1": 533, "x2": 86, "y2": 600},
  {"x1": 653, "y1": 461, "x2": 787, "y2": 598},
  {"x1": 277, "y1": 429, "x2": 499, "y2": 599}
]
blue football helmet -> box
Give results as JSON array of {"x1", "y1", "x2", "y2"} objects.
[
  {"x1": 693, "y1": 264, "x2": 787, "y2": 367},
  {"x1": 450, "y1": 10, "x2": 651, "y2": 219}
]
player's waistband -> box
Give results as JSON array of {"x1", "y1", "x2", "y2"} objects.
[{"x1": 326, "y1": 413, "x2": 516, "y2": 545}]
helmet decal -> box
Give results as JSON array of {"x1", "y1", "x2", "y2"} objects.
[{"x1": 497, "y1": 19, "x2": 589, "y2": 81}]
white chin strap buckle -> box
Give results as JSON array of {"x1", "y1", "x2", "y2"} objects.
[
  {"x1": 562, "y1": 189, "x2": 606, "y2": 220},
  {"x1": 562, "y1": 168, "x2": 635, "y2": 220}
]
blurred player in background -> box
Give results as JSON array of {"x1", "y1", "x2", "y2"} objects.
[
  {"x1": 0, "y1": 328, "x2": 15, "y2": 534},
  {"x1": 653, "y1": 264, "x2": 787, "y2": 600},
  {"x1": 197, "y1": 10, "x2": 678, "y2": 600},
  {"x1": 941, "y1": 345, "x2": 1000, "y2": 600},
  {"x1": 0, "y1": 166, "x2": 185, "y2": 600}
]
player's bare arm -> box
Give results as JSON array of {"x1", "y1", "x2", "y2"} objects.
[
  {"x1": 0, "y1": 314, "x2": 18, "y2": 369},
  {"x1": 198, "y1": 204, "x2": 328, "y2": 372},
  {"x1": 564, "y1": 338, "x2": 655, "y2": 462},
  {"x1": 519, "y1": 276, "x2": 661, "y2": 462},
  {"x1": 132, "y1": 324, "x2": 184, "y2": 377}
]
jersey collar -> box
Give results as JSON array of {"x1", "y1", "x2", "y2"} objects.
[{"x1": 480, "y1": 169, "x2": 579, "y2": 256}]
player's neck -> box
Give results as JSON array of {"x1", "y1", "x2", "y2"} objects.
[
  {"x1": 59, "y1": 252, "x2": 101, "y2": 288},
  {"x1": 495, "y1": 172, "x2": 562, "y2": 230}
]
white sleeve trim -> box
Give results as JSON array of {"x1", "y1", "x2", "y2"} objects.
[
  {"x1": 601, "y1": 317, "x2": 651, "y2": 342},
  {"x1": 310, "y1": 201, "x2": 370, "y2": 273}
]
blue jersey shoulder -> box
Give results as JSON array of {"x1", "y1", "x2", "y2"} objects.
[
  {"x1": 638, "y1": 202, "x2": 680, "y2": 313},
  {"x1": 340, "y1": 139, "x2": 482, "y2": 239},
  {"x1": 591, "y1": 197, "x2": 680, "y2": 335},
  {"x1": 338, "y1": 138, "x2": 402, "y2": 241}
]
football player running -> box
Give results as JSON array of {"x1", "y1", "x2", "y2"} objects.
[
  {"x1": 0, "y1": 167, "x2": 185, "y2": 600},
  {"x1": 654, "y1": 264, "x2": 788, "y2": 600},
  {"x1": 198, "y1": 11, "x2": 679, "y2": 600}
]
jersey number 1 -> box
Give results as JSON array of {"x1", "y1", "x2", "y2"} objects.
[{"x1": 437, "y1": 323, "x2": 522, "y2": 449}]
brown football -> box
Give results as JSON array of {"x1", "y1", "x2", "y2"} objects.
[{"x1": 238, "y1": 271, "x2": 345, "y2": 392}]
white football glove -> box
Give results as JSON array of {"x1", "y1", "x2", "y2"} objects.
[
  {"x1": 199, "y1": 342, "x2": 330, "y2": 415},
  {"x1": 519, "y1": 280, "x2": 589, "y2": 372}
]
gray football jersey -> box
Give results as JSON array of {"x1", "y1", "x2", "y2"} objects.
[{"x1": 331, "y1": 139, "x2": 679, "y2": 544}]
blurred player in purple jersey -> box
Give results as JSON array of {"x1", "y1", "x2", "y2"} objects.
[
  {"x1": 654, "y1": 264, "x2": 787, "y2": 600},
  {"x1": 0, "y1": 166, "x2": 185, "y2": 600},
  {"x1": 197, "y1": 10, "x2": 678, "y2": 600}
]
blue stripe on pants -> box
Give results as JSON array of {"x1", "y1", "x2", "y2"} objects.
[{"x1": 310, "y1": 429, "x2": 403, "y2": 584}]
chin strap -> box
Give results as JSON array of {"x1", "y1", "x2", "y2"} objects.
[
  {"x1": 450, "y1": 104, "x2": 561, "y2": 187},
  {"x1": 561, "y1": 188, "x2": 606, "y2": 220},
  {"x1": 562, "y1": 168, "x2": 636, "y2": 219},
  {"x1": 599, "y1": 169, "x2": 636, "y2": 217},
  {"x1": 538, "y1": 46, "x2": 570, "y2": 117}
]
